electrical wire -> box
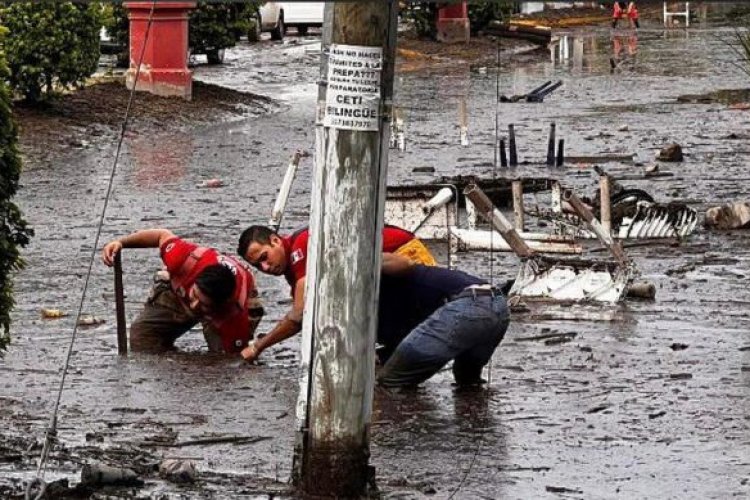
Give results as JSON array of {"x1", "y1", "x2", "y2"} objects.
[{"x1": 24, "y1": 1, "x2": 158, "y2": 497}]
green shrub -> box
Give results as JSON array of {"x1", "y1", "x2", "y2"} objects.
[
  {"x1": 401, "y1": 1, "x2": 516, "y2": 39},
  {"x1": 0, "y1": 27, "x2": 32, "y2": 354},
  {"x1": 1, "y1": 0, "x2": 102, "y2": 103},
  {"x1": 189, "y1": 1, "x2": 237, "y2": 64}
]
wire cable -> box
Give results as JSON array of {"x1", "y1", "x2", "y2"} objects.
[{"x1": 25, "y1": 2, "x2": 158, "y2": 496}]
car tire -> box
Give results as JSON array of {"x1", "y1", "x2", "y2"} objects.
[
  {"x1": 248, "y1": 14, "x2": 262, "y2": 42},
  {"x1": 271, "y1": 16, "x2": 285, "y2": 41},
  {"x1": 298, "y1": 25, "x2": 308, "y2": 36}
]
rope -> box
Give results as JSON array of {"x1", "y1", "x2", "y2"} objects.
[{"x1": 25, "y1": 1, "x2": 158, "y2": 496}]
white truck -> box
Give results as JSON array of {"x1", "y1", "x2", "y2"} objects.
[{"x1": 259, "y1": 2, "x2": 325, "y2": 40}]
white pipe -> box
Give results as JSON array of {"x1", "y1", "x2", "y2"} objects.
[
  {"x1": 423, "y1": 187, "x2": 454, "y2": 213},
  {"x1": 268, "y1": 150, "x2": 302, "y2": 230},
  {"x1": 451, "y1": 228, "x2": 582, "y2": 254}
]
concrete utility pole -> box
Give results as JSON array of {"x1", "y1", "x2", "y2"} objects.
[{"x1": 293, "y1": 1, "x2": 398, "y2": 497}]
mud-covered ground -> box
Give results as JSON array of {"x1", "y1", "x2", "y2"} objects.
[{"x1": 2, "y1": 16, "x2": 750, "y2": 500}]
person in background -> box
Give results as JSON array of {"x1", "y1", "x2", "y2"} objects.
[
  {"x1": 627, "y1": 2, "x2": 640, "y2": 29},
  {"x1": 612, "y1": 1, "x2": 626, "y2": 28}
]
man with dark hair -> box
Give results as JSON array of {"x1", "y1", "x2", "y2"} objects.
[
  {"x1": 101, "y1": 228, "x2": 263, "y2": 354},
  {"x1": 236, "y1": 224, "x2": 435, "y2": 362}
]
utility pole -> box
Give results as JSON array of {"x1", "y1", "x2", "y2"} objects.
[{"x1": 293, "y1": 1, "x2": 399, "y2": 497}]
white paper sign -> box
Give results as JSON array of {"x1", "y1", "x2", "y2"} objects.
[{"x1": 323, "y1": 44, "x2": 383, "y2": 131}]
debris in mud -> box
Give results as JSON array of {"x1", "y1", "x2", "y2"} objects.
[
  {"x1": 80, "y1": 462, "x2": 143, "y2": 487},
  {"x1": 546, "y1": 485, "x2": 583, "y2": 494},
  {"x1": 159, "y1": 459, "x2": 198, "y2": 484},
  {"x1": 514, "y1": 332, "x2": 578, "y2": 343},
  {"x1": 657, "y1": 143, "x2": 684, "y2": 162},
  {"x1": 670, "y1": 343, "x2": 689, "y2": 351},
  {"x1": 669, "y1": 373, "x2": 693, "y2": 380},
  {"x1": 76, "y1": 315, "x2": 105, "y2": 327},
  {"x1": 197, "y1": 178, "x2": 225, "y2": 188},
  {"x1": 626, "y1": 282, "x2": 656, "y2": 300},
  {"x1": 412, "y1": 166, "x2": 435, "y2": 173},
  {"x1": 649, "y1": 410, "x2": 667, "y2": 419},
  {"x1": 40, "y1": 308, "x2": 67, "y2": 319},
  {"x1": 704, "y1": 201, "x2": 750, "y2": 229},
  {"x1": 585, "y1": 404, "x2": 611, "y2": 414}
]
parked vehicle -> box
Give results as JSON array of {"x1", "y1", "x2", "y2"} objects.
[{"x1": 259, "y1": 2, "x2": 324, "y2": 40}]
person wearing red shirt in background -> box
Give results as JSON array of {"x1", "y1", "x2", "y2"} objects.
[
  {"x1": 627, "y1": 2, "x2": 640, "y2": 29},
  {"x1": 612, "y1": 1, "x2": 626, "y2": 28},
  {"x1": 101, "y1": 228, "x2": 263, "y2": 354},
  {"x1": 236, "y1": 224, "x2": 436, "y2": 362}
]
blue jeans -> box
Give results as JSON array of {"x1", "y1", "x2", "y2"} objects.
[{"x1": 377, "y1": 291, "x2": 510, "y2": 387}]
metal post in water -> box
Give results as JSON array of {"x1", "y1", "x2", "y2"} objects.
[
  {"x1": 268, "y1": 150, "x2": 302, "y2": 231},
  {"x1": 556, "y1": 138, "x2": 565, "y2": 167},
  {"x1": 114, "y1": 252, "x2": 127, "y2": 355},
  {"x1": 599, "y1": 174, "x2": 612, "y2": 236},
  {"x1": 508, "y1": 124, "x2": 518, "y2": 167},
  {"x1": 295, "y1": 2, "x2": 398, "y2": 497},
  {"x1": 512, "y1": 180, "x2": 525, "y2": 232},
  {"x1": 546, "y1": 122, "x2": 556, "y2": 166},
  {"x1": 459, "y1": 98, "x2": 469, "y2": 146},
  {"x1": 563, "y1": 188, "x2": 629, "y2": 265}
]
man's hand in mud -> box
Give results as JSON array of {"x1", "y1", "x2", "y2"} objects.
[
  {"x1": 241, "y1": 341, "x2": 260, "y2": 364},
  {"x1": 101, "y1": 240, "x2": 123, "y2": 267}
]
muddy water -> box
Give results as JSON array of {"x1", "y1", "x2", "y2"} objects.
[{"x1": 3, "y1": 25, "x2": 750, "y2": 499}]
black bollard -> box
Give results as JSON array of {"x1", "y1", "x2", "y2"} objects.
[
  {"x1": 556, "y1": 138, "x2": 565, "y2": 167},
  {"x1": 500, "y1": 139, "x2": 508, "y2": 167},
  {"x1": 546, "y1": 122, "x2": 556, "y2": 166},
  {"x1": 508, "y1": 124, "x2": 518, "y2": 167}
]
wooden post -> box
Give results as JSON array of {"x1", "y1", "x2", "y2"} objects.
[
  {"x1": 556, "y1": 138, "x2": 565, "y2": 167},
  {"x1": 546, "y1": 122, "x2": 556, "y2": 166},
  {"x1": 114, "y1": 252, "x2": 127, "y2": 355},
  {"x1": 599, "y1": 174, "x2": 612, "y2": 236},
  {"x1": 294, "y1": 2, "x2": 398, "y2": 497},
  {"x1": 512, "y1": 180, "x2": 525, "y2": 232},
  {"x1": 508, "y1": 123, "x2": 518, "y2": 167}
]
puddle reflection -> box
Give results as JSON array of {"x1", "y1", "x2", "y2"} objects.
[{"x1": 128, "y1": 133, "x2": 194, "y2": 188}]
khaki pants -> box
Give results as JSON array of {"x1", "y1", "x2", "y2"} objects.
[{"x1": 129, "y1": 280, "x2": 223, "y2": 353}]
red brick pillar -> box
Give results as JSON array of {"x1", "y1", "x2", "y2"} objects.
[
  {"x1": 436, "y1": 2, "x2": 470, "y2": 44},
  {"x1": 124, "y1": 1, "x2": 196, "y2": 100}
]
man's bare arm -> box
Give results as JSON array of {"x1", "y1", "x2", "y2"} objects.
[
  {"x1": 242, "y1": 277, "x2": 305, "y2": 362},
  {"x1": 101, "y1": 228, "x2": 176, "y2": 266},
  {"x1": 381, "y1": 252, "x2": 415, "y2": 276}
]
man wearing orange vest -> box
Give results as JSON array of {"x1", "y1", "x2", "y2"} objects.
[
  {"x1": 101, "y1": 228, "x2": 263, "y2": 354},
  {"x1": 235, "y1": 224, "x2": 435, "y2": 362}
]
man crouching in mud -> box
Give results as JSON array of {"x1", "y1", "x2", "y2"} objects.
[
  {"x1": 101, "y1": 228, "x2": 263, "y2": 354},
  {"x1": 236, "y1": 224, "x2": 436, "y2": 364},
  {"x1": 376, "y1": 253, "x2": 510, "y2": 387}
]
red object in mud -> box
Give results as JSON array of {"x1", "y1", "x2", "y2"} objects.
[
  {"x1": 124, "y1": 2, "x2": 196, "y2": 100},
  {"x1": 436, "y1": 2, "x2": 469, "y2": 44}
]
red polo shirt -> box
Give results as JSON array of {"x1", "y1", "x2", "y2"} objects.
[
  {"x1": 281, "y1": 225, "x2": 415, "y2": 291},
  {"x1": 160, "y1": 237, "x2": 259, "y2": 353}
]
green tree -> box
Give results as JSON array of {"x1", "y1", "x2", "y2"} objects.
[
  {"x1": 401, "y1": 1, "x2": 516, "y2": 39},
  {"x1": 0, "y1": 27, "x2": 32, "y2": 354},
  {"x1": 189, "y1": 1, "x2": 237, "y2": 64},
  {"x1": 2, "y1": 0, "x2": 102, "y2": 103}
]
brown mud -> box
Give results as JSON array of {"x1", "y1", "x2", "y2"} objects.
[{"x1": 2, "y1": 16, "x2": 750, "y2": 500}]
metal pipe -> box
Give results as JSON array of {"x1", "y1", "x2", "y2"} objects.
[
  {"x1": 556, "y1": 138, "x2": 564, "y2": 167},
  {"x1": 512, "y1": 180, "x2": 525, "y2": 232},
  {"x1": 268, "y1": 150, "x2": 302, "y2": 231},
  {"x1": 459, "y1": 98, "x2": 469, "y2": 146},
  {"x1": 562, "y1": 188, "x2": 629, "y2": 265},
  {"x1": 451, "y1": 228, "x2": 582, "y2": 254},
  {"x1": 546, "y1": 122, "x2": 556, "y2": 166},
  {"x1": 508, "y1": 124, "x2": 518, "y2": 167},
  {"x1": 599, "y1": 174, "x2": 612, "y2": 235},
  {"x1": 114, "y1": 252, "x2": 127, "y2": 355},
  {"x1": 423, "y1": 187, "x2": 453, "y2": 213},
  {"x1": 464, "y1": 183, "x2": 534, "y2": 259}
]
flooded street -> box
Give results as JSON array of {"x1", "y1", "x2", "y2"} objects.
[{"x1": 2, "y1": 21, "x2": 750, "y2": 499}]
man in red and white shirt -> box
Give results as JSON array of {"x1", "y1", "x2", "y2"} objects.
[
  {"x1": 235, "y1": 224, "x2": 435, "y2": 362},
  {"x1": 101, "y1": 228, "x2": 263, "y2": 354}
]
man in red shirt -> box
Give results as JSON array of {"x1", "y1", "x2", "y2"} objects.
[
  {"x1": 101, "y1": 228, "x2": 263, "y2": 354},
  {"x1": 235, "y1": 224, "x2": 435, "y2": 362}
]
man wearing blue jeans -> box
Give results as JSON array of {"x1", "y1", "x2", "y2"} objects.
[{"x1": 377, "y1": 254, "x2": 510, "y2": 387}]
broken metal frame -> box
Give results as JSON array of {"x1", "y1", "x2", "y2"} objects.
[{"x1": 465, "y1": 183, "x2": 636, "y2": 304}]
